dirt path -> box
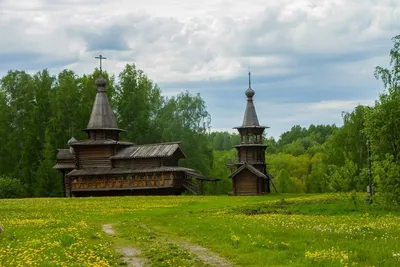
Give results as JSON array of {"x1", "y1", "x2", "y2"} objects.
[
  {"x1": 139, "y1": 224, "x2": 233, "y2": 267},
  {"x1": 172, "y1": 239, "x2": 233, "y2": 267},
  {"x1": 102, "y1": 224, "x2": 148, "y2": 267},
  {"x1": 103, "y1": 223, "x2": 233, "y2": 267}
]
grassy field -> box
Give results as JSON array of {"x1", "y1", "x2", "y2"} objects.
[{"x1": 1, "y1": 193, "x2": 399, "y2": 267}]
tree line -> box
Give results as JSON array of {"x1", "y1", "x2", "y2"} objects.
[
  {"x1": 0, "y1": 65, "x2": 212, "y2": 197},
  {"x1": 1, "y1": 35, "x2": 400, "y2": 206},
  {"x1": 209, "y1": 35, "x2": 400, "y2": 206}
]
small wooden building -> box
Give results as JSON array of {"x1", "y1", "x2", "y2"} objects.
[
  {"x1": 227, "y1": 73, "x2": 272, "y2": 195},
  {"x1": 54, "y1": 76, "x2": 218, "y2": 197}
]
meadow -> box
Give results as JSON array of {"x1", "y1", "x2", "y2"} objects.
[{"x1": 1, "y1": 193, "x2": 399, "y2": 267}]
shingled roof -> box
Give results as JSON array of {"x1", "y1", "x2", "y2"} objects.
[
  {"x1": 242, "y1": 87, "x2": 260, "y2": 127},
  {"x1": 110, "y1": 142, "x2": 186, "y2": 159},
  {"x1": 83, "y1": 76, "x2": 124, "y2": 133},
  {"x1": 53, "y1": 149, "x2": 75, "y2": 170}
]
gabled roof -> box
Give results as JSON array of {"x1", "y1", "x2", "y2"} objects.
[
  {"x1": 83, "y1": 77, "x2": 124, "y2": 133},
  {"x1": 229, "y1": 163, "x2": 268, "y2": 179},
  {"x1": 110, "y1": 142, "x2": 186, "y2": 159}
]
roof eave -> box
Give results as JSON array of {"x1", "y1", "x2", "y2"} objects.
[
  {"x1": 233, "y1": 125, "x2": 270, "y2": 129},
  {"x1": 229, "y1": 164, "x2": 268, "y2": 179},
  {"x1": 82, "y1": 128, "x2": 127, "y2": 133},
  {"x1": 233, "y1": 144, "x2": 268, "y2": 148}
]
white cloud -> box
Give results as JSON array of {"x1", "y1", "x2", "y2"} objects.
[
  {"x1": 0, "y1": 0, "x2": 399, "y2": 137},
  {"x1": 309, "y1": 100, "x2": 375, "y2": 111}
]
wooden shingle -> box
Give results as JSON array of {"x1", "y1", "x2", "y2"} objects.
[{"x1": 111, "y1": 142, "x2": 186, "y2": 159}]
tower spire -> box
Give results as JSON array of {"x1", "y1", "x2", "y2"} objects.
[
  {"x1": 243, "y1": 72, "x2": 259, "y2": 126},
  {"x1": 83, "y1": 55, "x2": 124, "y2": 140}
]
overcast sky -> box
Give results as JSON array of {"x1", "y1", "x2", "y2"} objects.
[{"x1": 1, "y1": 0, "x2": 399, "y2": 139}]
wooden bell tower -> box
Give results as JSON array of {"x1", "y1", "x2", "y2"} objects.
[{"x1": 228, "y1": 72, "x2": 271, "y2": 195}]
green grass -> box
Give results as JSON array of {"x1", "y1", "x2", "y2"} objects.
[{"x1": 1, "y1": 193, "x2": 399, "y2": 266}]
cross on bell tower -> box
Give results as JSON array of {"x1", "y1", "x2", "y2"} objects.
[
  {"x1": 95, "y1": 54, "x2": 107, "y2": 73},
  {"x1": 248, "y1": 71, "x2": 251, "y2": 88}
]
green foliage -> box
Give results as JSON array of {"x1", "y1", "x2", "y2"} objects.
[
  {"x1": 282, "y1": 139, "x2": 305, "y2": 156},
  {"x1": 363, "y1": 35, "x2": 400, "y2": 205},
  {"x1": 0, "y1": 176, "x2": 28, "y2": 198},
  {"x1": 326, "y1": 157, "x2": 360, "y2": 192},
  {"x1": 208, "y1": 131, "x2": 240, "y2": 151},
  {"x1": 275, "y1": 170, "x2": 296, "y2": 193},
  {"x1": 323, "y1": 106, "x2": 369, "y2": 168},
  {"x1": 277, "y1": 124, "x2": 335, "y2": 150},
  {"x1": 278, "y1": 125, "x2": 307, "y2": 147},
  {"x1": 34, "y1": 132, "x2": 63, "y2": 197},
  {"x1": 208, "y1": 149, "x2": 236, "y2": 194},
  {"x1": 158, "y1": 91, "x2": 213, "y2": 175},
  {"x1": 264, "y1": 137, "x2": 278, "y2": 153},
  {"x1": 115, "y1": 64, "x2": 162, "y2": 144},
  {"x1": 372, "y1": 154, "x2": 400, "y2": 206},
  {"x1": 305, "y1": 153, "x2": 328, "y2": 193}
]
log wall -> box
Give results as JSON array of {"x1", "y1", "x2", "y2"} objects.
[
  {"x1": 113, "y1": 158, "x2": 162, "y2": 168},
  {"x1": 233, "y1": 169, "x2": 259, "y2": 195},
  {"x1": 76, "y1": 146, "x2": 113, "y2": 168},
  {"x1": 71, "y1": 172, "x2": 176, "y2": 191}
]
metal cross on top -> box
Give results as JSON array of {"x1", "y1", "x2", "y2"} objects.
[
  {"x1": 248, "y1": 71, "x2": 251, "y2": 88},
  {"x1": 95, "y1": 54, "x2": 107, "y2": 73}
]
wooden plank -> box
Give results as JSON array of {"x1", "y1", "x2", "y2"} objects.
[
  {"x1": 235, "y1": 169, "x2": 257, "y2": 195},
  {"x1": 71, "y1": 185, "x2": 175, "y2": 191}
]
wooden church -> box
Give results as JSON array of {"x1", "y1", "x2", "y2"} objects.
[
  {"x1": 53, "y1": 67, "x2": 219, "y2": 197},
  {"x1": 227, "y1": 72, "x2": 274, "y2": 195}
]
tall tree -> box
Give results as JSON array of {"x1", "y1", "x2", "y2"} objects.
[
  {"x1": 364, "y1": 35, "x2": 400, "y2": 204},
  {"x1": 115, "y1": 64, "x2": 163, "y2": 144},
  {"x1": 365, "y1": 35, "x2": 400, "y2": 161},
  {"x1": 0, "y1": 71, "x2": 38, "y2": 193},
  {"x1": 158, "y1": 91, "x2": 213, "y2": 175}
]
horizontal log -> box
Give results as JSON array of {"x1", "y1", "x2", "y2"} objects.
[{"x1": 71, "y1": 185, "x2": 175, "y2": 191}]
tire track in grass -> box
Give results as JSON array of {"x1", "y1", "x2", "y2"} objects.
[
  {"x1": 102, "y1": 224, "x2": 148, "y2": 267},
  {"x1": 139, "y1": 224, "x2": 233, "y2": 267},
  {"x1": 172, "y1": 239, "x2": 233, "y2": 267}
]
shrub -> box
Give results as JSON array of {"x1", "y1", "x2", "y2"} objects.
[{"x1": 0, "y1": 176, "x2": 28, "y2": 198}]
